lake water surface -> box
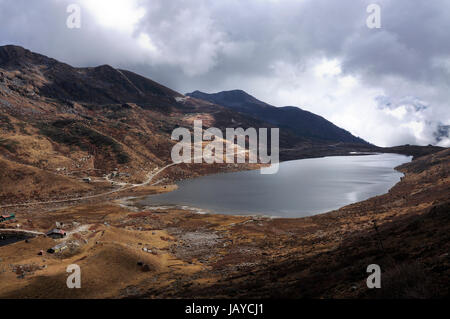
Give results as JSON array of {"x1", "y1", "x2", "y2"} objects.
[{"x1": 140, "y1": 154, "x2": 411, "y2": 218}]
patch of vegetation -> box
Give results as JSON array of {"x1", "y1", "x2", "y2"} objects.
[
  {"x1": 0, "y1": 114, "x2": 14, "y2": 132},
  {"x1": 51, "y1": 119, "x2": 77, "y2": 128},
  {"x1": 116, "y1": 152, "x2": 130, "y2": 164},
  {"x1": 59, "y1": 99, "x2": 75, "y2": 108},
  {"x1": 370, "y1": 262, "x2": 437, "y2": 298},
  {"x1": 82, "y1": 115, "x2": 94, "y2": 121},
  {"x1": 17, "y1": 122, "x2": 29, "y2": 135},
  {"x1": 37, "y1": 122, "x2": 82, "y2": 148},
  {"x1": 105, "y1": 111, "x2": 129, "y2": 121},
  {"x1": 0, "y1": 137, "x2": 18, "y2": 153},
  {"x1": 37, "y1": 120, "x2": 130, "y2": 164}
]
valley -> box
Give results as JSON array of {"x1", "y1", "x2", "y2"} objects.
[
  {"x1": 0, "y1": 45, "x2": 448, "y2": 299},
  {"x1": 0, "y1": 148, "x2": 448, "y2": 299}
]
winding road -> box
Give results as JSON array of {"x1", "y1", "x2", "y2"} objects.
[
  {"x1": 0, "y1": 150, "x2": 250, "y2": 209},
  {"x1": 0, "y1": 162, "x2": 178, "y2": 209}
]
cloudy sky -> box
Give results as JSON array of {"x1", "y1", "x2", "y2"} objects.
[{"x1": 1, "y1": 0, "x2": 449, "y2": 147}]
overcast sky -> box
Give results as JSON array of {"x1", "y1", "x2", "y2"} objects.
[{"x1": 1, "y1": 0, "x2": 449, "y2": 147}]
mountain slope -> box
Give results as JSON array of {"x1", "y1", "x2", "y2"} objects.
[
  {"x1": 187, "y1": 90, "x2": 369, "y2": 145},
  {"x1": 0, "y1": 45, "x2": 183, "y2": 110},
  {"x1": 0, "y1": 45, "x2": 380, "y2": 204},
  {"x1": 0, "y1": 45, "x2": 286, "y2": 203}
]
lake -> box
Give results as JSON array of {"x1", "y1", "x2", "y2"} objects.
[
  {"x1": 139, "y1": 154, "x2": 412, "y2": 218},
  {"x1": 0, "y1": 234, "x2": 31, "y2": 247}
]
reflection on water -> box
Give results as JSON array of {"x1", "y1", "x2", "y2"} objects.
[{"x1": 140, "y1": 154, "x2": 411, "y2": 218}]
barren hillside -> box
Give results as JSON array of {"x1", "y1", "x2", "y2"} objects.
[{"x1": 0, "y1": 45, "x2": 387, "y2": 205}]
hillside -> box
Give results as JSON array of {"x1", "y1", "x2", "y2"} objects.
[
  {"x1": 0, "y1": 147, "x2": 448, "y2": 299},
  {"x1": 0, "y1": 45, "x2": 380, "y2": 204},
  {"x1": 187, "y1": 90, "x2": 369, "y2": 145},
  {"x1": 0, "y1": 45, "x2": 448, "y2": 300},
  {"x1": 0, "y1": 46, "x2": 265, "y2": 203},
  {"x1": 0, "y1": 45, "x2": 181, "y2": 109}
]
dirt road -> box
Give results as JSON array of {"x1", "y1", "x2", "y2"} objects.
[
  {"x1": 0, "y1": 149, "x2": 253, "y2": 209},
  {"x1": 0, "y1": 162, "x2": 176, "y2": 208}
]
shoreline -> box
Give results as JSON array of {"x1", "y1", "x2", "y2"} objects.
[
  {"x1": 0, "y1": 148, "x2": 448, "y2": 299},
  {"x1": 0, "y1": 151, "x2": 416, "y2": 211},
  {"x1": 126, "y1": 152, "x2": 412, "y2": 220}
]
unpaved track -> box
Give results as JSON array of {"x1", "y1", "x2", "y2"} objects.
[
  {"x1": 0, "y1": 151, "x2": 250, "y2": 209},
  {"x1": 0, "y1": 162, "x2": 177, "y2": 209},
  {"x1": 0, "y1": 229, "x2": 45, "y2": 236}
]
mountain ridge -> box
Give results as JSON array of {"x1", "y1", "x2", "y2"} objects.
[
  {"x1": 2, "y1": 45, "x2": 440, "y2": 205},
  {"x1": 187, "y1": 89, "x2": 370, "y2": 145},
  {"x1": 0, "y1": 45, "x2": 182, "y2": 109},
  {"x1": 0, "y1": 45, "x2": 300, "y2": 203}
]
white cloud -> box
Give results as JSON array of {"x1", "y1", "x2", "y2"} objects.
[
  {"x1": 383, "y1": 106, "x2": 408, "y2": 120},
  {"x1": 0, "y1": 0, "x2": 449, "y2": 146},
  {"x1": 314, "y1": 59, "x2": 342, "y2": 78},
  {"x1": 80, "y1": 0, "x2": 146, "y2": 32}
]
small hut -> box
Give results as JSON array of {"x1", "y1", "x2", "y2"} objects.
[
  {"x1": 47, "y1": 242, "x2": 68, "y2": 254},
  {"x1": 46, "y1": 229, "x2": 67, "y2": 239},
  {"x1": 0, "y1": 214, "x2": 15, "y2": 223}
]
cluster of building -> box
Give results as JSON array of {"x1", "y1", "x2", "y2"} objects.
[
  {"x1": 46, "y1": 223, "x2": 68, "y2": 254},
  {"x1": 0, "y1": 213, "x2": 15, "y2": 223},
  {"x1": 46, "y1": 228, "x2": 67, "y2": 239}
]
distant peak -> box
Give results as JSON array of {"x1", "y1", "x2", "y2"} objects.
[
  {"x1": 188, "y1": 89, "x2": 255, "y2": 100},
  {"x1": 0, "y1": 44, "x2": 56, "y2": 68},
  {"x1": 0, "y1": 44, "x2": 28, "y2": 52},
  {"x1": 225, "y1": 89, "x2": 248, "y2": 94},
  {"x1": 94, "y1": 64, "x2": 116, "y2": 71},
  {"x1": 213, "y1": 89, "x2": 252, "y2": 97},
  {"x1": 217, "y1": 90, "x2": 264, "y2": 103},
  {"x1": 0, "y1": 45, "x2": 32, "y2": 60},
  {"x1": 90, "y1": 64, "x2": 120, "y2": 76}
]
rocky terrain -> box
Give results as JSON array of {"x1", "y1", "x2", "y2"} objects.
[
  {"x1": 0, "y1": 45, "x2": 384, "y2": 205},
  {"x1": 0, "y1": 147, "x2": 448, "y2": 299},
  {"x1": 0, "y1": 45, "x2": 448, "y2": 299}
]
